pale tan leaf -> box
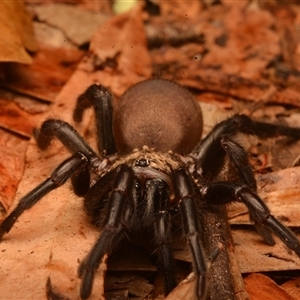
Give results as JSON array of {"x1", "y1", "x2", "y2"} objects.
[
  {"x1": 233, "y1": 229, "x2": 300, "y2": 273},
  {"x1": 229, "y1": 167, "x2": 300, "y2": 227},
  {"x1": 35, "y1": 4, "x2": 109, "y2": 46}
]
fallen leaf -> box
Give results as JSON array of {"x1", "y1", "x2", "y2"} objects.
[
  {"x1": 164, "y1": 273, "x2": 195, "y2": 300},
  {"x1": 244, "y1": 273, "x2": 295, "y2": 300},
  {"x1": 0, "y1": 128, "x2": 28, "y2": 212},
  {"x1": 0, "y1": 65, "x2": 104, "y2": 298},
  {"x1": 0, "y1": 0, "x2": 36, "y2": 64},
  {"x1": 282, "y1": 277, "x2": 300, "y2": 300},
  {"x1": 233, "y1": 229, "x2": 300, "y2": 273},
  {"x1": 83, "y1": 3, "x2": 152, "y2": 96},
  {"x1": 0, "y1": 170, "x2": 105, "y2": 299},
  {"x1": 1, "y1": 45, "x2": 85, "y2": 102},
  {"x1": 0, "y1": 97, "x2": 42, "y2": 137},
  {"x1": 35, "y1": 3, "x2": 110, "y2": 46},
  {"x1": 229, "y1": 167, "x2": 300, "y2": 227}
]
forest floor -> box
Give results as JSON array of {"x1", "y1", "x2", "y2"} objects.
[{"x1": 1, "y1": 1, "x2": 300, "y2": 299}]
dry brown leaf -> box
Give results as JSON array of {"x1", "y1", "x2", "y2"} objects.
[
  {"x1": 0, "y1": 0, "x2": 36, "y2": 64},
  {"x1": 1, "y1": 45, "x2": 85, "y2": 102},
  {"x1": 0, "y1": 67, "x2": 105, "y2": 298},
  {"x1": 0, "y1": 4, "x2": 152, "y2": 289},
  {"x1": 84, "y1": 3, "x2": 152, "y2": 96},
  {"x1": 229, "y1": 167, "x2": 300, "y2": 227},
  {"x1": 202, "y1": 4, "x2": 280, "y2": 80},
  {"x1": 0, "y1": 172, "x2": 105, "y2": 299},
  {"x1": 0, "y1": 128, "x2": 28, "y2": 212},
  {"x1": 233, "y1": 229, "x2": 300, "y2": 273},
  {"x1": 282, "y1": 277, "x2": 300, "y2": 299},
  {"x1": 159, "y1": 0, "x2": 203, "y2": 20},
  {"x1": 150, "y1": 2, "x2": 300, "y2": 108},
  {"x1": 35, "y1": 3, "x2": 110, "y2": 46},
  {"x1": 244, "y1": 273, "x2": 296, "y2": 300},
  {"x1": 163, "y1": 273, "x2": 196, "y2": 300},
  {"x1": 174, "y1": 228, "x2": 300, "y2": 275},
  {"x1": 0, "y1": 97, "x2": 43, "y2": 138}
]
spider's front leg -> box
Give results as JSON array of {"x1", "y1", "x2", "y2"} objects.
[
  {"x1": 78, "y1": 164, "x2": 134, "y2": 300},
  {"x1": 34, "y1": 118, "x2": 102, "y2": 196},
  {"x1": 73, "y1": 84, "x2": 117, "y2": 156},
  {"x1": 143, "y1": 178, "x2": 177, "y2": 295},
  {"x1": 0, "y1": 152, "x2": 88, "y2": 240},
  {"x1": 174, "y1": 168, "x2": 209, "y2": 300}
]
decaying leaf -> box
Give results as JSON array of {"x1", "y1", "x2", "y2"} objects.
[
  {"x1": 0, "y1": 0, "x2": 36, "y2": 64},
  {"x1": 35, "y1": 3, "x2": 110, "y2": 46},
  {"x1": 0, "y1": 70, "x2": 102, "y2": 299},
  {"x1": 0, "y1": 97, "x2": 41, "y2": 138},
  {"x1": 0, "y1": 2, "x2": 153, "y2": 291},
  {"x1": 0, "y1": 128, "x2": 28, "y2": 212},
  {"x1": 1, "y1": 45, "x2": 85, "y2": 103},
  {"x1": 244, "y1": 273, "x2": 295, "y2": 300},
  {"x1": 282, "y1": 276, "x2": 300, "y2": 299},
  {"x1": 229, "y1": 167, "x2": 300, "y2": 227},
  {"x1": 1, "y1": 1, "x2": 300, "y2": 300},
  {"x1": 83, "y1": 3, "x2": 152, "y2": 96},
  {"x1": 164, "y1": 273, "x2": 197, "y2": 300}
]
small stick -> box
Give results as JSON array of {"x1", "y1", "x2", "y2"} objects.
[{"x1": 200, "y1": 204, "x2": 250, "y2": 300}]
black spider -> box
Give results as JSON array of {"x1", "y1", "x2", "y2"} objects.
[{"x1": 1, "y1": 78, "x2": 300, "y2": 300}]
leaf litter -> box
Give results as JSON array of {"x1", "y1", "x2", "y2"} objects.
[{"x1": 1, "y1": 1, "x2": 300, "y2": 299}]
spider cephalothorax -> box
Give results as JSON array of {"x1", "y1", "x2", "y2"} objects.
[{"x1": 1, "y1": 78, "x2": 300, "y2": 300}]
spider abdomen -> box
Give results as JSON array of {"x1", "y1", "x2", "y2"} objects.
[{"x1": 113, "y1": 79, "x2": 203, "y2": 155}]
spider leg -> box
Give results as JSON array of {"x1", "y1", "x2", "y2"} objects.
[
  {"x1": 221, "y1": 137, "x2": 278, "y2": 244},
  {"x1": 144, "y1": 178, "x2": 177, "y2": 295},
  {"x1": 34, "y1": 119, "x2": 98, "y2": 159},
  {"x1": 196, "y1": 124, "x2": 276, "y2": 244},
  {"x1": 0, "y1": 152, "x2": 88, "y2": 240},
  {"x1": 202, "y1": 183, "x2": 300, "y2": 256},
  {"x1": 195, "y1": 114, "x2": 300, "y2": 179},
  {"x1": 82, "y1": 169, "x2": 116, "y2": 226},
  {"x1": 73, "y1": 84, "x2": 117, "y2": 156},
  {"x1": 34, "y1": 119, "x2": 101, "y2": 196},
  {"x1": 78, "y1": 164, "x2": 134, "y2": 300},
  {"x1": 174, "y1": 168, "x2": 208, "y2": 300}
]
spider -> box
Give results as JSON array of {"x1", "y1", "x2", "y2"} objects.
[{"x1": 1, "y1": 78, "x2": 300, "y2": 300}]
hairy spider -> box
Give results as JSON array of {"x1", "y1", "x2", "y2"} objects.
[{"x1": 1, "y1": 78, "x2": 300, "y2": 299}]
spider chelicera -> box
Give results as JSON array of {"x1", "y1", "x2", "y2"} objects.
[{"x1": 1, "y1": 78, "x2": 300, "y2": 300}]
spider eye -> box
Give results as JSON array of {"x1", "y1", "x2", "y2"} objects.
[{"x1": 134, "y1": 158, "x2": 150, "y2": 167}]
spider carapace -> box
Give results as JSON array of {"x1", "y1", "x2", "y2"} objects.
[{"x1": 1, "y1": 78, "x2": 300, "y2": 299}]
